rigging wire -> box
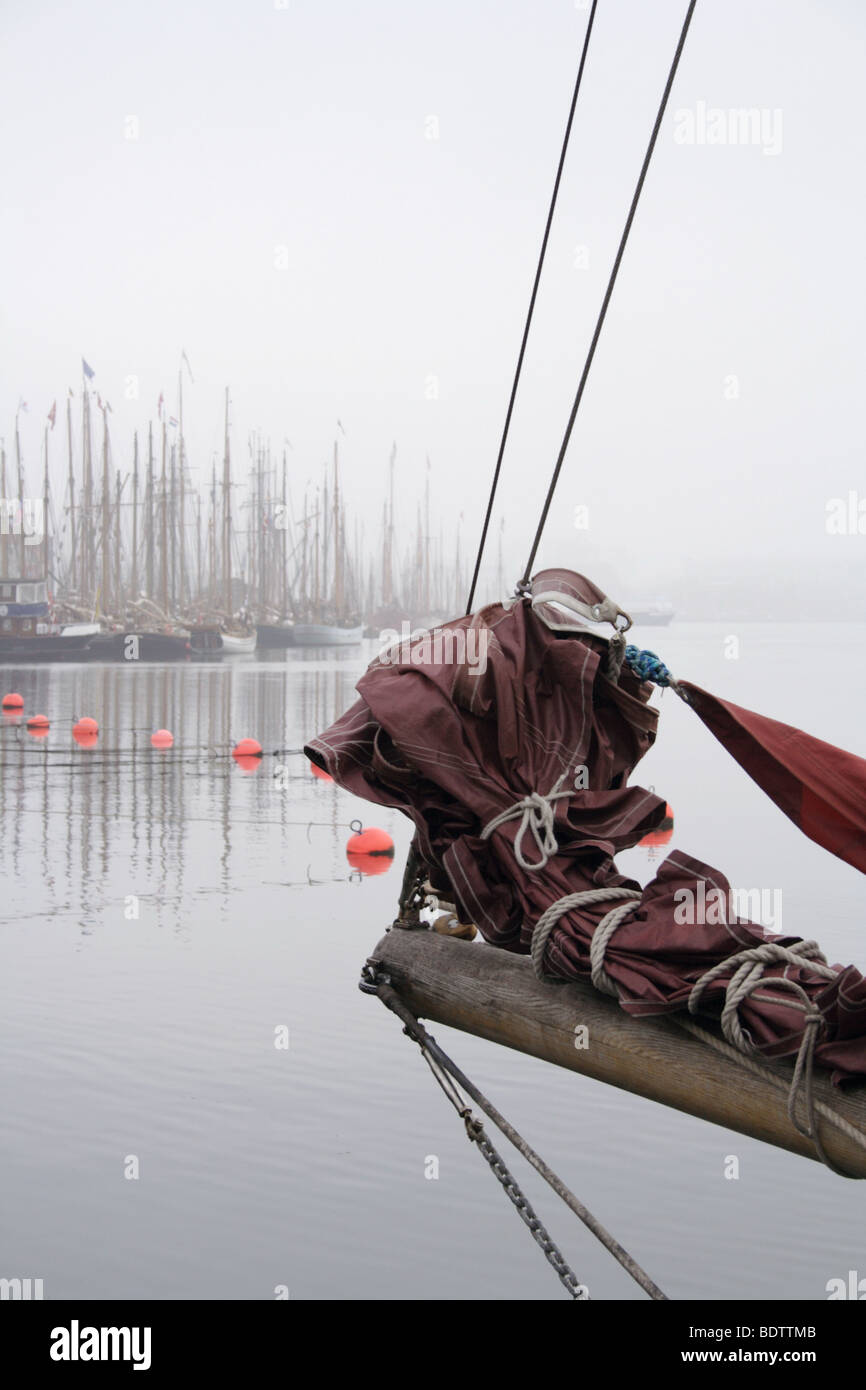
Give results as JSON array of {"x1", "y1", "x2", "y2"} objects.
[
  {"x1": 464, "y1": 0, "x2": 600, "y2": 615},
  {"x1": 520, "y1": 0, "x2": 698, "y2": 585}
]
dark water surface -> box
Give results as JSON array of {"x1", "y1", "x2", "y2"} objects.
[{"x1": 1, "y1": 625, "x2": 864, "y2": 1300}]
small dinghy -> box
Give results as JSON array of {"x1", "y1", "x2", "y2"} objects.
[{"x1": 220, "y1": 628, "x2": 257, "y2": 654}]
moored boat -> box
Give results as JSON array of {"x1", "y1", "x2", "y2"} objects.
[
  {"x1": 0, "y1": 579, "x2": 98, "y2": 661},
  {"x1": 255, "y1": 622, "x2": 295, "y2": 649},
  {"x1": 85, "y1": 630, "x2": 191, "y2": 661},
  {"x1": 220, "y1": 628, "x2": 257, "y2": 653},
  {"x1": 291, "y1": 622, "x2": 363, "y2": 647},
  {"x1": 188, "y1": 625, "x2": 223, "y2": 656}
]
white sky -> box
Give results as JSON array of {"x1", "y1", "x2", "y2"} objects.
[{"x1": 2, "y1": 0, "x2": 865, "y2": 603}]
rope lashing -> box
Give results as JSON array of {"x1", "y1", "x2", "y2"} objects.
[
  {"x1": 623, "y1": 645, "x2": 674, "y2": 687},
  {"x1": 481, "y1": 782, "x2": 573, "y2": 872},
  {"x1": 606, "y1": 630, "x2": 627, "y2": 682},
  {"x1": 531, "y1": 892, "x2": 865, "y2": 1176},
  {"x1": 687, "y1": 940, "x2": 852, "y2": 1173},
  {"x1": 687, "y1": 940, "x2": 836, "y2": 1055},
  {"x1": 531, "y1": 887, "x2": 642, "y2": 981}
]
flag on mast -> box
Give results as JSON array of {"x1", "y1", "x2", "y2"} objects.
[
  {"x1": 82, "y1": 358, "x2": 95, "y2": 380},
  {"x1": 47, "y1": 401, "x2": 56, "y2": 430},
  {"x1": 181, "y1": 349, "x2": 195, "y2": 383}
]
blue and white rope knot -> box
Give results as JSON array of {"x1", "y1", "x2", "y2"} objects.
[{"x1": 624, "y1": 645, "x2": 673, "y2": 687}]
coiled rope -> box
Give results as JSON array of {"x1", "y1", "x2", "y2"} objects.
[{"x1": 530, "y1": 891, "x2": 866, "y2": 1177}]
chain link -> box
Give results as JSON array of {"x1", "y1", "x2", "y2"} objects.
[{"x1": 464, "y1": 1115, "x2": 589, "y2": 1300}]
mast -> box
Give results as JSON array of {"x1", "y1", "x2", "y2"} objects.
[
  {"x1": 15, "y1": 409, "x2": 25, "y2": 577},
  {"x1": 281, "y1": 447, "x2": 288, "y2": 617},
  {"x1": 66, "y1": 394, "x2": 76, "y2": 591},
  {"x1": 301, "y1": 490, "x2": 308, "y2": 620},
  {"x1": 169, "y1": 437, "x2": 177, "y2": 611},
  {"x1": 209, "y1": 457, "x2": 216, "y2": 606},
  {"x1": 178, "y1": 367, "x2": 185, "y2": 613},
  {"x1": 146, "y1": 422, "x2": 154, "y2": 599},
  {"x1": 160, "y1": 419, "x2": 168, "y2": 616},
  {"x1": 333, "y1": 440, "x2": 342, "y2": 620},
  {"x1": 258, "y1": 439, "x2": 265, "y2": 614},
  {"x1": 82, "y1": 381, "x2": 92, "y2": 604},
  {"x1": 0, "y1": 442, "x2": 7, "y2": 577},
  {"x1": 101, "y1": 406, "x2": 110, "y2": 616},
  {"x1": 321, "y1": 475, "x2": 328, "y2": 619},
  {"x1": 42, "y1": 425, "x2": 50, "y2": 582},
  {"x1": 196, "y1": 493, "x2": 202, "y2": 607},
  {"x1": 222, "y1": 388, "x2": 231, "y2": 616},
  {"x1": 114, "y1": 468, "x2": 122, "y2": 613},
  {"x1": 131, "y1": 432, "x2": 139, "y2": 599}
]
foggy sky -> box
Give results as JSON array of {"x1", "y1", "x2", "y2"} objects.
[{"x1": 2, "y1": 0, "x2": 865, "y2": 605}]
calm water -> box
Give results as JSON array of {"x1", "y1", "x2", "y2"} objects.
[{"x1": 1, "y1": 624, "x2": 864, "y2": 1301}]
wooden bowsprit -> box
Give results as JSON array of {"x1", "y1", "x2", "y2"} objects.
[{"x1": 365, "y1": 927, "x2": 866, "y2": 1179}]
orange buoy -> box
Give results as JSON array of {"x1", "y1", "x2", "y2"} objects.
[
  {"x1": 347, "y1": 847, "x2": 395, "y2": 876},
  {"x1": 151, "y1": 729, "x2": 174, "y2": 748},
  {"x1": 234, "y1": 753, "x2": 262, "y2": 775},
  {"x1": 73, "y1": 728, "x2": 98, "y2": 748},
  {"x1": 28, "y1": 723, "x2": 49, "y2": 740},
  {"x1": 232, "y1": 737, "x2": 262, "y2": 759},
  {"x1": 346, "y1": 822, "x2": 395, "y2": 875},
  {"x1": 640, "y1": 802, "x2": 674, "y2": 848},
  {"x1": 27, "y1": 714, "x2": 50, "y2": 730},
  {"x1": 2, "y1": 692, "x2": 23, "y2": 709},
  {"x1": 310, "y1": 761, "x2": 333, "y2": 783},
  {"x1": 73, "y1": 716, "x2": 98, "y2": 737}
]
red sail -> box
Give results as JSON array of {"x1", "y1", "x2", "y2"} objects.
[{"x1": 679, "y1": 683, "x2": 866, "y2": 875}]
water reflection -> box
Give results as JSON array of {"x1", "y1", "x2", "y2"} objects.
[{"x1": 0, "y1": 648, "x2": 390, "y2": 938}]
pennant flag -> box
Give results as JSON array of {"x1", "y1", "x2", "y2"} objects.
[
  {"x1": 17, "y1": 398, "x2": 28, "y2": 414},
  {"x1": 105, "y1": 400, "x2": 113, "y2": 414},
  {"x1": 158, "y1": 392, "x2": 164, "y2": 419},
  {"x1": 168, "y1": 416, "x2": 178, "y2": 428},
  {"x1": 337, "y1": 419, "x2": 346, "y2": 436},
  {"x1": 68, "y1": 387, "x2": 74, "y2": 399},
  {"x1": 47, "y1": 401, "x2": 56, "y2": 430},
  {"x1": 82, "y1": 358, "x2": 95, "y2": 380},
  {"x1": 181, "y1": 349, "x2": 195, "y2": 383},
  {"x1": 96, "y1": 393, "x2": 103, "y2": 410}
]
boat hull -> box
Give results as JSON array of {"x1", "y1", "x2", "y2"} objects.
[
  {"x1": 220, "y1": 631, "x2": 257, "y2": 653},
  {"x1": 188, "y1": 627, "x2": 223, "y2": 656},
  {"x1": 85, "y1": 632, "x2": 191, "y2": 661},
  {"x1": 292, "y1": 624, "x2": 364, "y2": 647},
  {"x1": 256, "y1": 624, "x2": 295, "y2": 649},
  {"x1": 0, "y1": 632, "x2": 95, "y2": 662}
]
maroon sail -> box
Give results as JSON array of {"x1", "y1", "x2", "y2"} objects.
[
  {"x1": 678, "y1": 682, "x2": 866, "y2": 875},
  {"x1": 306, "y1": 570, "x2": 866, "y2": 1083}
]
